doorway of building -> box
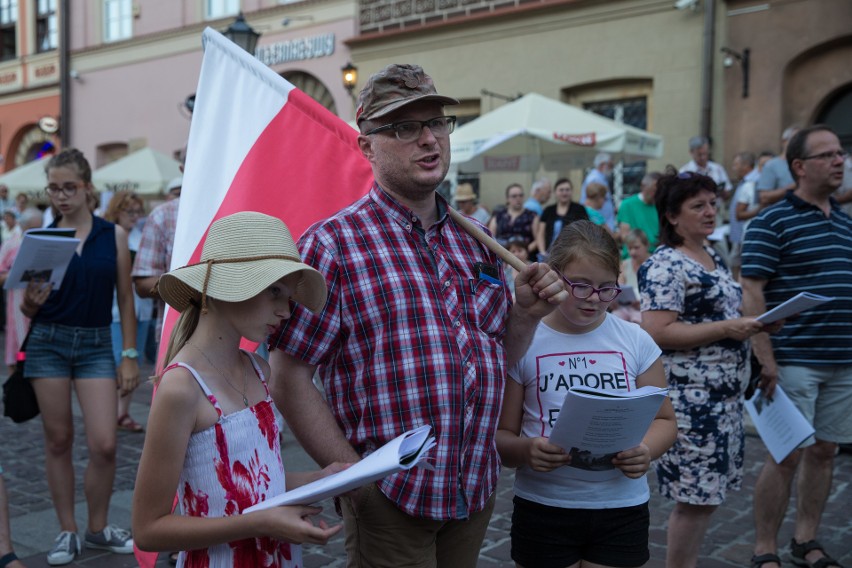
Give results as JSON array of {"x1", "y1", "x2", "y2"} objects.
[{"x1": 816, "y1": 84, "x2": 852, "y2": 148}]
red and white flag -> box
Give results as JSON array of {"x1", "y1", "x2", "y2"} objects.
[{"x1": 134, "y1": 27, "x2": 372, "y2": 568}]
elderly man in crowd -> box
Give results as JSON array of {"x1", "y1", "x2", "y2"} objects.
[
  {"x1": 523, "y1": 178, "x2": 552, "y2": 216},
  {"x1": 268, "y1": 63, "x2": 566, "y2": 568},
  {"x1": 679, "y1": 135, "x2": 733, "y2": 199}
]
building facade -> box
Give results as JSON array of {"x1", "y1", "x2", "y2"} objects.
[
  {"x1": 0, "y1": 0, "x2": 60, "y2": 173},
  {"x1": 0, "y1": 0, "x2": 848, "y2": 208},
  {"x1": 67, "y1": 0, "x2": 359, "y2": 170},
  {"x1": 349, "y1": 0, "x2": 852, "y2": 208}
]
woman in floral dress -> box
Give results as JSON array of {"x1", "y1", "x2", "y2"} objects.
[{"x1": 638, "y1": 171, "x2": 768, "y2": 568}]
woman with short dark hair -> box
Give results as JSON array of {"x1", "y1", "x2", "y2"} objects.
[{"x1": 638, "y1": 170, "x2": 767, "y2": 568}]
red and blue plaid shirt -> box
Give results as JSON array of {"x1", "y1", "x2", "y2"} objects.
[{"x1": 271, "y1": 185, "x2": 511, "y2": 520}]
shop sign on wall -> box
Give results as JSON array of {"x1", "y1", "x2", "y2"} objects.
[{"x1": 255, "y1": 33, "x2": 335, "y2": 67}]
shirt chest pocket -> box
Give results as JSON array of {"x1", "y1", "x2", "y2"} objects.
[{"x1": 465, "y1": 278, "x2": 507, "y2": 337}]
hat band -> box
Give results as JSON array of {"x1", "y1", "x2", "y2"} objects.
[{"x1": 181, "y1": 254, "x2": 303, "y2": 314}]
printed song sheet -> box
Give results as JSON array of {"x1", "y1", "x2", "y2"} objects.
[
  {"x1": 244, "y1": 425, "x2": 436, "y2": 511},
  {"x1": 756, "y1": 292, "x2": 833, "y2": 324},
  {"x1": 3, "y1": 229, "x2": 79, "y2": 291},
  {"x1": 549, "y1": 386, "x2": 668, "y2": 480},
  {"x1": 745, "y1": 385, "x2": 814, "y2": 463}
]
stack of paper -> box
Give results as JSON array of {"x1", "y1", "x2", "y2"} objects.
[
  {"x1": 549, "y1": 385, "x2": 669, "y2": 480},
  {"x1": 3, "y1": 228, "x2": 79, "y2": 291},
  {"x1": 745, "y1": 385, "x2": 814, "y2": 463},
  {"x1": 756, "y1": 292, "x2": 834, "y2": 324},
  {"x1": 244, "y1": 425, "x2": 436, "y2": 511}
]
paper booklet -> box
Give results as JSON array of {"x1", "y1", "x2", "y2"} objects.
[
  {"x1": 745, "y1": 385, "x2": 814, "y2": 463},
  {"x1": 617, "y1": 285, "x2": 637, "y2": 305},
  {"x1": 244, "y1": 425, "x2": 436, "y2": 512},
  {"x1": 756, "y1": 292, "x2": 834, "y2": 324},
  {"x1": 3, "y1": 228, "x2": 80, "y2": 291},
  {"x1": 549, "y1": 385, "x2": 669, "y2": 480}
]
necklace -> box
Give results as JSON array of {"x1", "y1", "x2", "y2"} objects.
[{"x1": 187, "y1": 343, "x2": 250, "y2": 407}]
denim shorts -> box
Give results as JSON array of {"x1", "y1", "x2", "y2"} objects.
[
  {"x1": 511, "y1": 496, "x2": 650, "y2": 568},
  {"x1": 24, "y1": 322, "x2": 116, "y2": 380}
]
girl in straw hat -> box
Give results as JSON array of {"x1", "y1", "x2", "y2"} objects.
[{"x1": 132, "y1": 212, "x2": 345, "y2": 567}]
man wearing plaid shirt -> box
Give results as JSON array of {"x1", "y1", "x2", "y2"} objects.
[
  {"x1": 131, "y1": 197, "x2": 178, "y2": 340},
  {"x1": 269, "y1": 63, "x2": 567, "y2": 567}
]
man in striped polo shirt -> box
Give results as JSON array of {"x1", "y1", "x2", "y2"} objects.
[{"x1": 741, "y1": 125, "x2": 851, "y2": 568}]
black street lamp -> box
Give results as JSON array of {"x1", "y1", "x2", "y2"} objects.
[
  {"x1": 224, "y1": 12, "x2": 261, "y2": 54},
  {"x1": 342, "y1": 62, "x2": 358, "y2": 97}
]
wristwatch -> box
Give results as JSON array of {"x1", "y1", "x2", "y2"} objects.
[{"x1": 120, "y1": 348, "x2": 139, "y2": 359}]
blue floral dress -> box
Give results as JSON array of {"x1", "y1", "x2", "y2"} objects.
[{"x1": 638, "y1": 245, "x2": 749, "y2": 505}]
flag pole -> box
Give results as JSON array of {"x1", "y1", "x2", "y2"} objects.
[{"x1": 446, "y1": 207, "x2": 527, "y2": 272}]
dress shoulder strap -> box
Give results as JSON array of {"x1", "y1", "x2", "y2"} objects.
[
  {"x1": 162, "y1": 362, "x2": 223, "y2": 417},
  {"x1": 240, "y1": 349, "x2": 270, "y2": 397}
]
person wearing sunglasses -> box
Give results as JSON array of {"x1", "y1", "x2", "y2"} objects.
[
  {"x1": 742, "y1": 125, "x2": 852, "y2": 568},
  {"x1": 267, "y1": 63, "x2": 567, "y2": 567},
  {"x1": 638, "y1": 170, "x2": 769, "y2": 568}
]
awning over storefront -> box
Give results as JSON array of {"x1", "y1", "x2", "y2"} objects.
[
  {"x1": 92, "y1": 147, "x2": 182, "y2": 195},
  {"x1": 0, "y1": 156, "x2": 52, "y2": 196},
  {"x1": 451, "y1": 93, "x2": 664, "y2": 173}
]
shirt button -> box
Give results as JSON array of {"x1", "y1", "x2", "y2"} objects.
[
  {"x1": 444, "y1": 280, "x2": 450, "y2": 288},
  {"x1": 466, "y1": 361, "x2": 473, "y2": 368},
  {"x1": 454, "y1": 321, "x2": 461, "y2": 328},
  {"x1": 405, "y1": 224, "x2": 411, "y2": 231}
]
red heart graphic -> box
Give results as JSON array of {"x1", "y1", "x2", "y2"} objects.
[
  {"x1": 558, "y1": 361, "x2": 565, "y2": 366},
  {"x1": 589, "y1": 359, "x2": 597, "y2": 364}
]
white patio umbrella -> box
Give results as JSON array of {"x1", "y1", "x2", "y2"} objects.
[
  {"x1": 92, "y1": 147, "x2": 182, "y2": 195},
  {"x1": 0, "y1": 156, "x2": 53, "y2": 196},
  {"x1": 451, "y1": 93, "x2": 664, "y2": 173}
]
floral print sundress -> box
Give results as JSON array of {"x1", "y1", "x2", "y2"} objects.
[
  {"x1": 170, "y1": 350, "x2": 301, "y2": 567},
  {"x1": 638, "y1": 245, "x2": 749, "y2": 505}
]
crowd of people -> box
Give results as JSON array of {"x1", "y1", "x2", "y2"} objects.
[{"x1": 0, "y1": 62, "x2": 849, "y2": 568}]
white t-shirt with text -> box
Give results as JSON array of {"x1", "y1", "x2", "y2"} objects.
[{"x1": 508, "y1": 314, "x2": 661, "y2": 509}]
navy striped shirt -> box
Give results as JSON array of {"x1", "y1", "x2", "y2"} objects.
[{"x1": 741, "y1": 191, "x2": 852, "y2": 366}]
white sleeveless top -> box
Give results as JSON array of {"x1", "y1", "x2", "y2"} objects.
[{"x1": 168, "y1": 350, "x2": 301, "y2": 568}]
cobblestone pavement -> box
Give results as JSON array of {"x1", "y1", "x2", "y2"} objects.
[{"x1": 2, "y1": 354, "x2": 850, "y2": 567}]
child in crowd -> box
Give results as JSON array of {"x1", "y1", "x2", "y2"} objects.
[
  {"x1": 583, "y1": 183, "x2": 608, "y2": 227},
  {"x1": 505, "y1": 236, "x2": 531, "y2": 298},
  {"x1": 613, "y1": 229, "x2": 651, "y2": 324},
  {"x1": 496, "y1": 220, "x2": 676, "y2": 568},
  {"x1": 132, "y1": 212, "x2": 345, "y2": 567}
]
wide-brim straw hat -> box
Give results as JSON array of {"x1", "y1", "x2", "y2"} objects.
[{"x1": 157, "y1": 211, "x2": 326, "y2": 314}]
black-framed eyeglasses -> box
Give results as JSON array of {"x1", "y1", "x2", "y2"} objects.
[
  {"x1": 559, "y1": 275, "x2": 622, "y2": 302},
  {"x1": 801, "y1": 150, "x2": 848, "y2": 162},
  {"x1": 45, "y1": 183, "x2": 83, "y2": 197},
  {"x1": 363, "y1": 115, "x2": 456, "y2": 142}
]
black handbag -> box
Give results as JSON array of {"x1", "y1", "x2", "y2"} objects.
[{"x1": 2, "y1": 329, "x2": 39, "y2": 423}]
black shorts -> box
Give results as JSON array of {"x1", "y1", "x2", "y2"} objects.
[{"x1": 510, "y1": 496, "x2": 650, "y2": 568}]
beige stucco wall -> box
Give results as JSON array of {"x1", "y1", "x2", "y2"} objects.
[
  {"x1": 349, "y1": 0, "x2": 718, "y2": 209},
  {"x1": 722, "y1": 0, "x2": 852, "y2": 164}
]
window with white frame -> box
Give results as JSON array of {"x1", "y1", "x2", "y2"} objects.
[
  {"x1": 0, "y1": 0, "x2": 17, "y2": 61},
  {"x1": 103, "y1": 0, "x2": 131, "y2": 42},
  {"x1": 35, "y1": 0, "x2": 56, "y2": 52},
  {"x1": 206, "y1": 0, "x2": 239, "y2": 19}
]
